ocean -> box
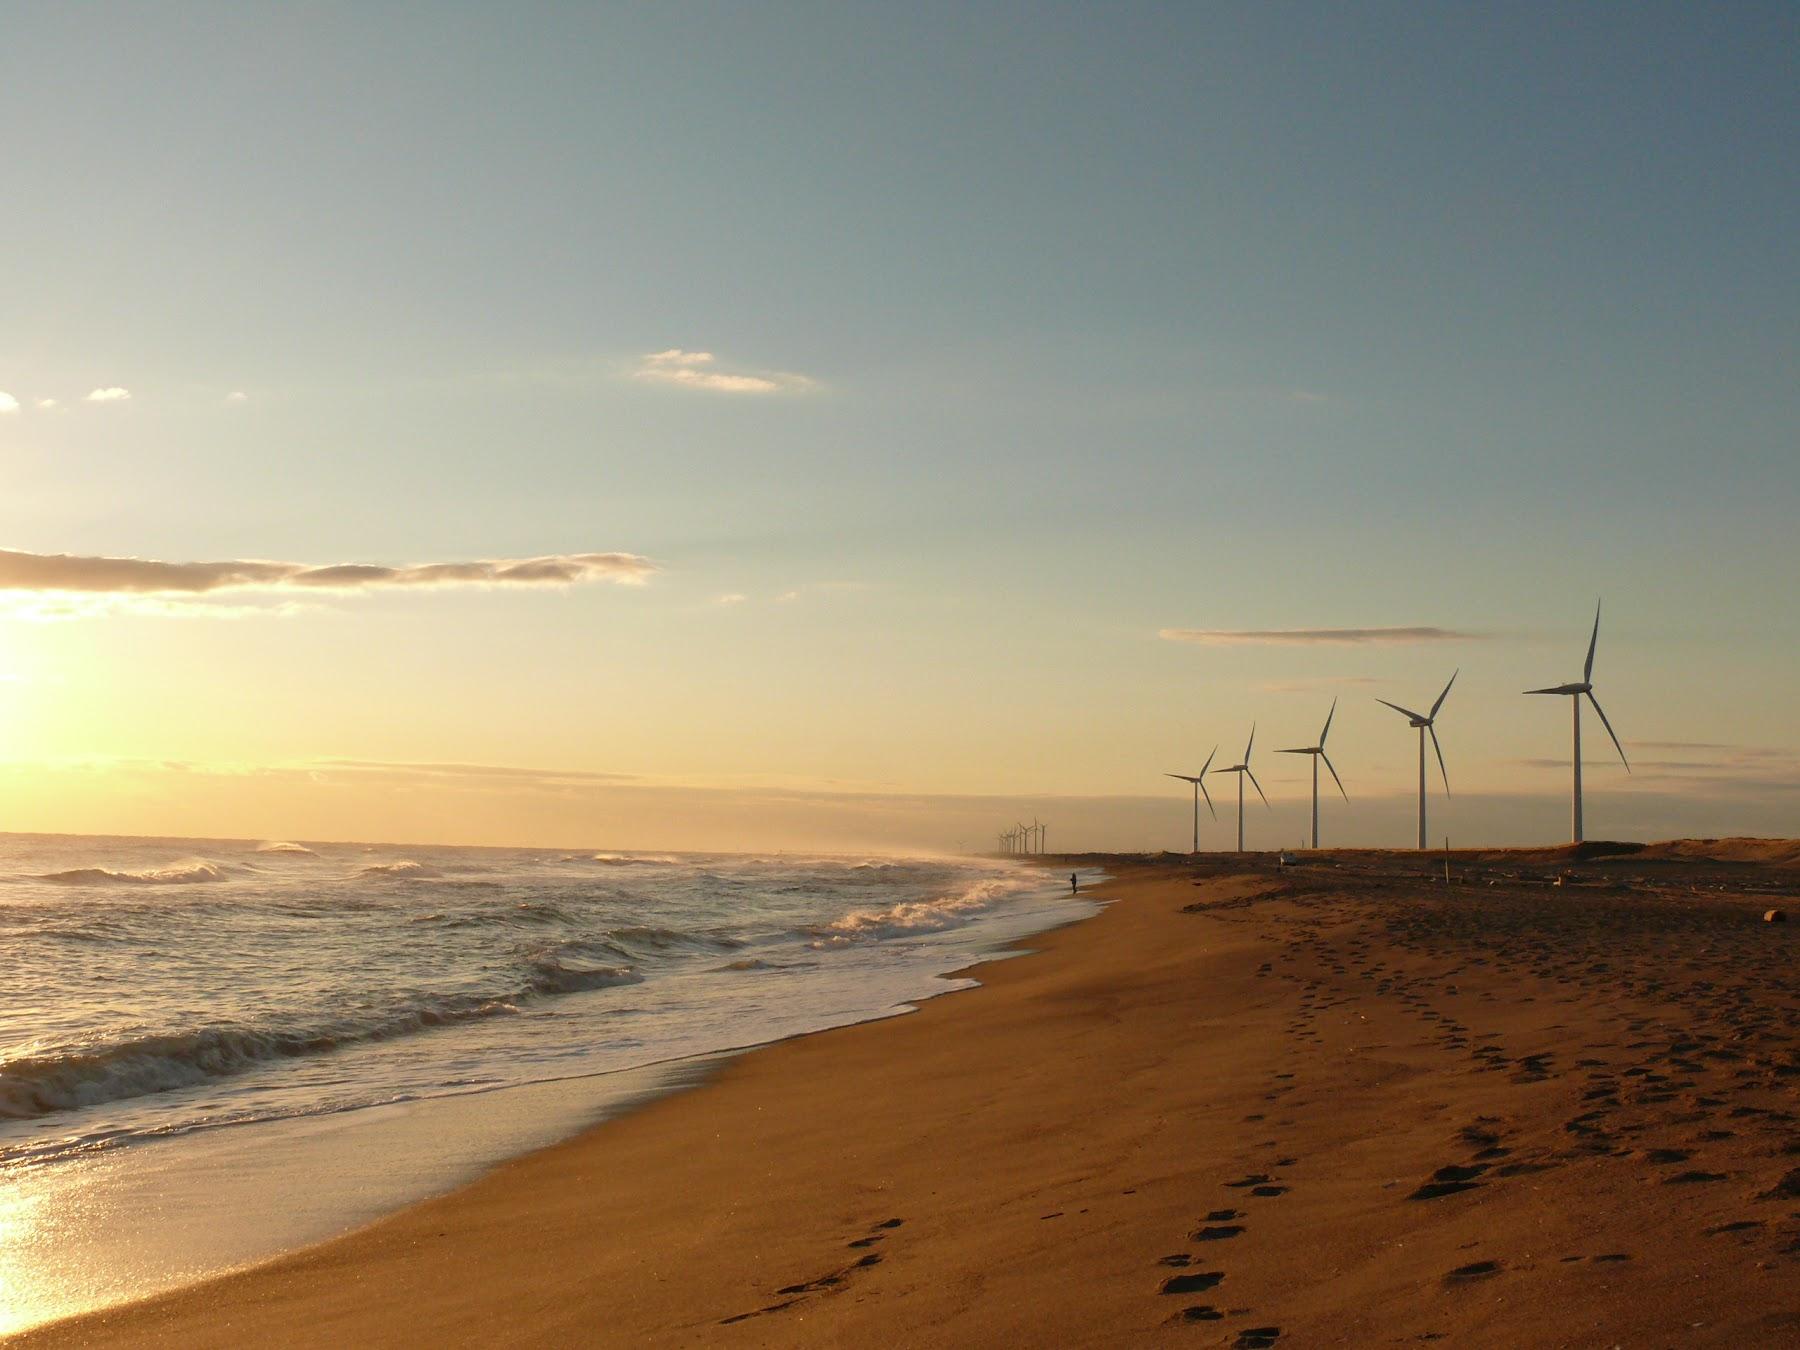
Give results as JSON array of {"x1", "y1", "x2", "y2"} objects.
[{"x1": 0, "y1": 833, "x2": 1094, "y2": 1331}]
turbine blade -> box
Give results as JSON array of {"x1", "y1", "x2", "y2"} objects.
[
  {"x1": 1586, "y1": 691, "x2": 1631, "y2": 771},
  {"x1": 1165, "y1": 773, "x2": 1200, "y2": 783},
  {"x1": 1201, "y1": 745, "x2": 1218, "y2": 776},
  {"x1": 1320, "y1": 695, "x2": 1337, "y2": 745},
  {"x1": 1321, "y1": 751, "x2": 1348, "y2": 802},
  {"x1": 1245, "y1": 767, "x2": 1270, "y2": 808},
  {"x1": 1244, "y1": 723, "x2": 1255, "y2": 763},
  {"x1": 1377, "y1": 698, "x2": 1426, "y2": 721},
  {"x1": 1429, "y1": 724, "x2": 1451, "y2": 796},
  {"x1": 1524, "y1": 686, "x2": 1565, "y2": 695},
  {"x1": 1584, "y1": 599, "x2": 1601, "y2": 683},
  {"x1": 1198, "y1": 775, "x2": 1217, "y2": 820},
  {"x1": 1430, "y1": 669, "x2": 1458, "y2": 719},
  {"x1": 1277, "y1": 748, "x2": 1310, "y2": 755}
]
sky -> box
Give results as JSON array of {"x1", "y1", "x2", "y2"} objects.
[{"x1": 1, "y1": 3, "x2": 1795, "y2": 852}]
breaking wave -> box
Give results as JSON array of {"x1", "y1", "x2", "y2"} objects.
[
  {"x1": 0, "y1": 994, "x2": 522, "y2": 1122},
  {"x1": 254, "y1": 841, "x2": 316, "y2": 855},
  {"x1": 813, "y1": 876, "x2": 1030, "y2": 943},
  {"x1": 358, "y1": 860, "x2": 441, "y2": 879},
  {"x1": 35, "y1": 860, "x2": 232, "y2": 887}
]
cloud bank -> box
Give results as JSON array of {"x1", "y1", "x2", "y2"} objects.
[
  {"x1": 0, "y1": 548, "x2": 656, "y2": 596},
  {"x1": 631, "y1": 349, "x2": 814, "y2": 395},
  {"x1": 1160, "y1": 626, "x2": 1479, "y2": 646},
  {"x1": 85, "y1": 387, "x2": 131, "y2": 403}
]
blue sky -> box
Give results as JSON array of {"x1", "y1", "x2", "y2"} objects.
[{"x1": 0, "y1": 4, "x2": 1794, "y2": 848}]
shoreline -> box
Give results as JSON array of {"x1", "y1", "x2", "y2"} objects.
[
  {"x1": 18, "y1": 854, "x2": 1800, "y2": 1346},
  {"x1": 3, "y1": 863, "x2": 1100, "y2": 1339}
]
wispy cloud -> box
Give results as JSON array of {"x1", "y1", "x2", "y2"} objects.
[
  {"x1": 313, "y1": 759, "x2": 641, "y2": 787},
  {"x1": 715, "y1": 593, "x2": 748, "y2": 606},
  {"x1": 1512, "y1": 742, "x2": 1800, "y2": 798},
  {"x1": 0, "y1": 548, "x2": 656, "y2": 597},
  {"x1": 1254, "y1": 675, "x2": 1385, "y2": 693},
  {"x1": 1161, "y1": 626, "x2": 1479, "y2": 646},
  {"x1": 0, "y1": 391, "x2": 18, "y2": 414},
  {"x1": 631, "y1": 349, "x2": 814, "y2": 395},
  {"x1": 85, "y1": 387, "x2": 131, "y2": 403},
  {"x1": 225, "y1": 391, "x2": 249, "y2": 404},
  {"x1": 36, "y1": 398, "x2": 58, "y2": 410}
]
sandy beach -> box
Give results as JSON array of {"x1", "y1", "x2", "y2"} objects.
[{"x1": 20, "y1": 845, "x2": 1799, "y2": 1348}]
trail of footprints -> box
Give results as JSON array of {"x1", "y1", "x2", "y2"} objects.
[
  {"x1": 1154, "y1": 1056, "x2": 1298, "y2": 1345},
  {"x1": 1164, "y1": 871, "x2": 1798, "y2": 1335},
  {"x1": 718, "y1": 1218, "x2": 904, "y2": 1326}
]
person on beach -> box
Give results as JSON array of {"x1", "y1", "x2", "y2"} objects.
[{"x1": 1070, "y1": 872, "x2": 1078, "y2": 895}]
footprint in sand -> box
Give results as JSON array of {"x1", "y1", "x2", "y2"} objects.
[
  {"x1": 1409, "y1": 1164, "x2": 1487, "y2": 1200},
  {"x1": 1159, "y1": 1271, "x2": 1224, "y2": 1295},
  {"x1": 1443, "y1": 1260, "x2": 1502, "y2": 1283},
  {"x1": 1234, "y1": 1329, "x2": 1282, "y2": 1349},
  {"x1": 1177, "y1": 1305, "x2": 1223, "y2": 1322},
  {"x1": 1707, "y1": 1219, "x2": 1763, "y2": 1235}
]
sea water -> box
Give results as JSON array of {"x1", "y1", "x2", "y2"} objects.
[{"x1": 0, "y1": 834, "x2": 1094, "y2": 1331}]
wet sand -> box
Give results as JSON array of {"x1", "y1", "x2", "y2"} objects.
[{"x1": 19, "y1": 846, "x2": 1800, "y2": 1347}]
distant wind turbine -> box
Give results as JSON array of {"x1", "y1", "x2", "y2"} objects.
[
  {"x1": 1526, "y1": 600, "x2": 1630, "y2": 844},
  {"x1": 1378, "y1": 672, "x2": 1456, "y2": 850},
  {"x1": 1210, "y1": 725, "x2": 1270, "y2": 852},
  {"x1": 1164, "y1": 746, "x2": 1219, "y2": 853},
  {"x1": 1280, "y1": 699, "x2": 1347, "y2": 850}
]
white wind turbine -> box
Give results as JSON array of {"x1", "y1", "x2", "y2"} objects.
[
  {"x1": 1378, "y1": 672, "x2": 1456, "y2": 850},
  {"x1": 1279, "y1": 699, "x2": 1347, "y2": 850},
  {"x1": 1526, "y1": 600, "x2": 1630, "y2": 844},
  {"x1": 1210, "y1": 725, "x2": 1269, "y2": 852},
  {"x1": 1164, "y1": 746, "x2": 1219, "y2": 853}
]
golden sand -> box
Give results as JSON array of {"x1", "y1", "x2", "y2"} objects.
[{"x1": 20, "y1": 850, "x2": 1799, "y2": 1347}]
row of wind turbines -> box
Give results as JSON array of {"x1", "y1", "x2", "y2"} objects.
[
  {"x1": 1000, "y1": 819, "x2": 1047, "y2": 854},
  {"x1": 1167, "y1": 602, "x2": 1632, "y2": 852}
]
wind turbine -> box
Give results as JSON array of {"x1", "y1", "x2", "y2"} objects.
[
  {"x1": 1017, "y1": 821, "x2": 1033, "y2": 855},
  {"x1": 1210, "y1": 726, "x2": 1269, "y2": 852},
  {"x1": 1526, "y1": 600, "x2": 1630, "y2": 844},
  {"x1": 1377, "y1": 672, "x2": 1456, "y2": 850},
  {"x1": 1164, "y1": 746, "x2": 1219, "y2": 853},
  {"x1": 1280, "y1": 699, "x2": 1347, "y2": 850}
]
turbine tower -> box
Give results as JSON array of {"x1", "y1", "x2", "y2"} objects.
[
  {"x1": 1280, "y1": 699, "x2": 1347, "y2": 849},
  {"x1": 1526, "y1": 600, "x2": 1630, "y2": 844},
  {"x1": 1377, "y1": 672, "x2": 1456, "y2": 850},
  {"x1": 1210, "y1": 725, "x2": 1269, "y2": 852},
  {"x1": 1164, "y1": 746, "x2": 1219, "y2": 853}
]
